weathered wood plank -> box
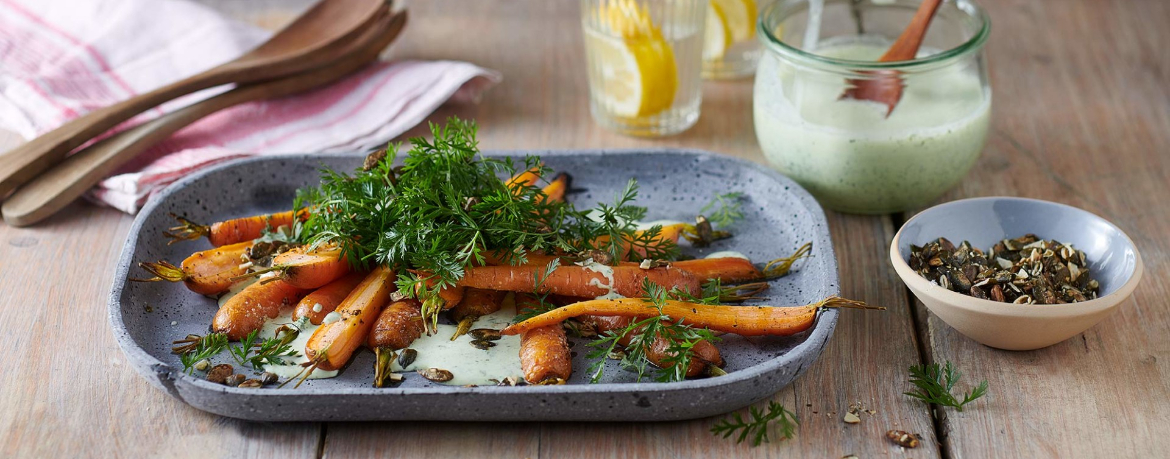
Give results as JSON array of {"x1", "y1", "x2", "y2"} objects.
[{"x1": 911, "y1": 1, "x2": 1170, "y2": 457}]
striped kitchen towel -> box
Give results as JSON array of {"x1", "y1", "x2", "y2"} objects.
[{"x1": 0, "y1": 0, "x2": 501, "y2": 213}]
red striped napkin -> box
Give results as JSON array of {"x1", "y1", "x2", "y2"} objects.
[{"x1": 0, "y1": 0, "x2": 501, "y2": 213}]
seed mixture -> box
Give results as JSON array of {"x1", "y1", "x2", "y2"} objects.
[{"x1": 909, "y1": 234, "x2": 1100, "y2": 305}]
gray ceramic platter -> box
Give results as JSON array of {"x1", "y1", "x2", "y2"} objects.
[{"x1": 110, "y1": 149, "x2": 839, "y2": 421}]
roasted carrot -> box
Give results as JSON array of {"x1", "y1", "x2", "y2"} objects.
[
  {"x1": 165, "y1": 210, "x2": 308, "y2": 247},
  {"x1": 212, "y1": 279, "x2": 310, "y2": 340},
  {"x1": 506, "y1": 165, "x2": 543, "y2": 192},
  {"x1": 581, "y1": 315, "x2": 723, "y2": 378},
  {"x1": 517, "y1": 294, "x2": 571, "y2": 384},
  {"x1": 503, "y1": 296, "x2": 879, "y2": 337},
  {"x1": 591, "y1": 223, "x2": 687, "y2": 260},
  {"x1": 455, "y1": 264, "x2": 702, "y2": 299},
  {"x1": 241, "y1": 244, "x2": 350, "y2": 290},
  {"x1": 366, "y1": 298, "x2": 425, "y2": 349},
  {"x1": 305, "y1": 266, "x2": 397, "y2": 371},
  {"x1": 293, "y1": 272, "x2": 366, "y2": 324},
  {"x1": 449, "y1": 288, "x2": 506, "y2": 339},
  {"x1": 132, "y1": 241, "x2": 252, "y2": 296},
  {"x1": 540, "y1": 172, "x2": 571, "y2": 203}
]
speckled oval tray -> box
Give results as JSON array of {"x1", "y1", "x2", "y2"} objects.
[{"x1": 109, "y1": 149, "x2": 839, "y2": 421}]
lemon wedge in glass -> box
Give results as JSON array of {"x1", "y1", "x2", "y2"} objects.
[
  {"x1": 704, "y1": 1, "x2": 732, "y2": 60},
  {"x1": 586, "y1": 0, "x2": 678, "y2": 118},
  {"x1": 710, "y1": 0, "x2": 756, "y2": 43}
]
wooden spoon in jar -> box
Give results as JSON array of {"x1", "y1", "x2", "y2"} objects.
[
  {"x1": 841, "y1": 0, "x2": 943, "y2": 115},
  {"x1": 0, "y1": 0, "x2": 387, "y2": 200}
]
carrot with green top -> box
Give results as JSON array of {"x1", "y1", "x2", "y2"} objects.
[
  {"x1": 517, "y1": 294, "x2": 572, "y2": 385},
  {"x1": 305, "y1": 266, "x2": 397, "y2": 372},
  {"x1": 449, "y1": 288, "x2": 506, "y2": 339},
  {"x1": 454, "y1": 264, "x2": 702, "y2": 299},
  {"x1": 132, "y1": 241, "x2": 253, "y2": 296},
  {"x1": 366, "y1": 298, "x2": 425, "y2": 350},
  {"x1": 503, "y1": 296, "x2": 881, "y2": 337},
  {"x1": 293, "y1": 272, "x2": 366, "y2": 324},
  {"x1": 212, "y1": 279, "x2": 310, "y2": 340},
  {"x1": 581, "y1": 314, "x2": 723, "y2": 378},
  {"x1": 237, "y1": 244, "x2": 350, "y2": 290},
  {"x1": 165, "y1": 209, "x2": 308, "y2": 247}
]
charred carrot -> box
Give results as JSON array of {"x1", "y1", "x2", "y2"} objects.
[
  {"x1": 506, "y1": 165, "x2": 543, "y2": 192},
  {"x1": 455, "y1": 264, "x2": 702, "y2": 299},
  {"x1": 671, "y1": 243, "x2": 810, "y2": 283},
  {"x1": 449, "y1": 288, "x2": 506, "y2": 339},
  {"x1": 503, "y1": 296, "x2": 880, "y2": 337},
  {"x1": 293, "y1": 272, "x2": 366, "y2": 324},
  {"x1": 305, "y1": 266, "x2": 397, "y2": 371},
  {"x1": 212, "y1": 279, "x2": 310, "y2": 340},
  {"x1": 132, "y1": 241, "x2": 252, "y2": 296},
  {"x1": 366, "y1": 298, "x2": 425, "y2": 349},
  {"x1": 517, "y1": 294, "x2": 571, "y2": 384},
  {"x1": 581, "y1": 314, "x2": 723, "y2": 378},
  {"x1": 165, "y1": 210, "x2": 308, "y2": 247},
  {"x1": 540, "y1": 172, "x2": 571, "y2": 203},
  {"x1": 239, "y1": 244, "x2": 350, "y2": 290},
  {"x1": 591, "y1": 223, "x2": 687, "y2": 260}
]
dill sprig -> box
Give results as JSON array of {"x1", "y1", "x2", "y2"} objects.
[
  {"x1": 229, "y1": 328, "x2": 300, "y2": 371},
  {"x1": 700, "y1": 192, "x2": 745, "y2": 228},
  {"x1": 585, "y1": 279, "x2": 717, "y2": 383},
  {"x1": 710, "y1": 401, "x2": 799, "y2": 446},
  {"x1": 175, "y1": 333, "x2": 228, "y2": 374},
  {"x1": 905, "y1": 361, "x2": 989, "y2": 412}
]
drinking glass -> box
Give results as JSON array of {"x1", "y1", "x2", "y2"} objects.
[{"x1": 582, "y1": 0, "x2": 707, "y2": 136}]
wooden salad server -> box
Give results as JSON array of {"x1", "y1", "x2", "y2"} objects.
[
  {"x1": 1, "y1": 11, "x2": 407, "y2": 227},
  {"x1": 0, "y1": 0, "x2": 388, "y2": 200},
  {"x1": 841, "y1": 0, "x2": 942, "y2": 115}
]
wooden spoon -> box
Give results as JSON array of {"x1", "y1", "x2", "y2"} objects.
[
  {"x1": 840, "y1": 0, "x2": 943, "y2": 115},
  {"x1": 1, "y1": 11, "x2": 408, "y2": 227},
  {"x1": 0, "y1": 0, "x2": 387, "y2": 200}
]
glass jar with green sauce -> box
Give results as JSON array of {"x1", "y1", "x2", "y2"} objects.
[{"x1": 753, "y1": 0, "x2": 991, "y2": 214}]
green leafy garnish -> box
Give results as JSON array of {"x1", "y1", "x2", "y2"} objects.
[
  {"x1": 585, "y1": 279, "x2": 717, "y2": 383},
  {"x1": 905, "y1": 361, "x2": 989, "y2": 412},
  {"x1": 297, "y1": 118, "x2": 678, "y2": 326},
  {"x1": 512, "y1": 259, "x2": 562, "y2": 323},
  {"x1": 710, "y1": 401, "x2": 799, "y2": 446},
  {"x1": 229, "y1": 327, "x2": 300, "y2": 371},
  {"x1": 175, "y1": 333, "x2": 228, "y2": 374},
  {"x1": 700, "y1": 192, "x2": 745, "y2": 228}
]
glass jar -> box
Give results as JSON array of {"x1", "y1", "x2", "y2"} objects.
[{"x1": 753, "y1": 0, "x2": 991, "y2": 214}]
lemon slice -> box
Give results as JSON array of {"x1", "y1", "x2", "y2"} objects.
[
  {"x1": 587, "y1": 0, "x2": 678, "y2": 118},
  {"x1": 711, "y1": 0, "x2": 756, "y2": 43},
  {"x1": 703, "y1": 1, "x2": 732, "y2": 60}
]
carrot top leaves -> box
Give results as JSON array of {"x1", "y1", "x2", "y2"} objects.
[
  {"x1": 905, "y1": 361, "x2": 989, "y2": 412},
  {"x1": 700, "y1": 192, "x2": 745, "y2": 229},
  {"x1": 296, "y1": 117, "x2": 678, "y2": 325},
  {"x1": 585, "y1": 279, "x2": 718, "y2": 383}
]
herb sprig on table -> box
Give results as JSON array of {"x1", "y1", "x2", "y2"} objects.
[
  {"x1": 710, "y1": 401, "x2": 799, "y2": 446},
  {"x1": 906, "y1": 360, "x2": 989, "y2": 412}
]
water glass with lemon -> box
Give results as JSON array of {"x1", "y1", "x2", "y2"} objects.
[
  {"x1": 702, "y1": 0, "x2": 765, "y2": 79},
  {"x1": 582, "y1": 0, "x2": 706, "y2": 136}
]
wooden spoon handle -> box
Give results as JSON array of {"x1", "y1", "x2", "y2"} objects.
[
  {"x1": 0, "y1": 11, "x2": 407, "y2": 227},
  {"x1": 0, "y1": 0, "x2": 388, "y2": 200},
  {"x1": 879, "y1": 0, "x2": 943, "y2": 62}
]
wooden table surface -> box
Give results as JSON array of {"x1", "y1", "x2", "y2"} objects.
[{"x1": 1, "y1": 0, "x2": 1166, "y2": 457}]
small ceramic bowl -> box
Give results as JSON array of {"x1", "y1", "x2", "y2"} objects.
[{"x1": 890, "y1": 197, "x2": 1143, "y2": 350}]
